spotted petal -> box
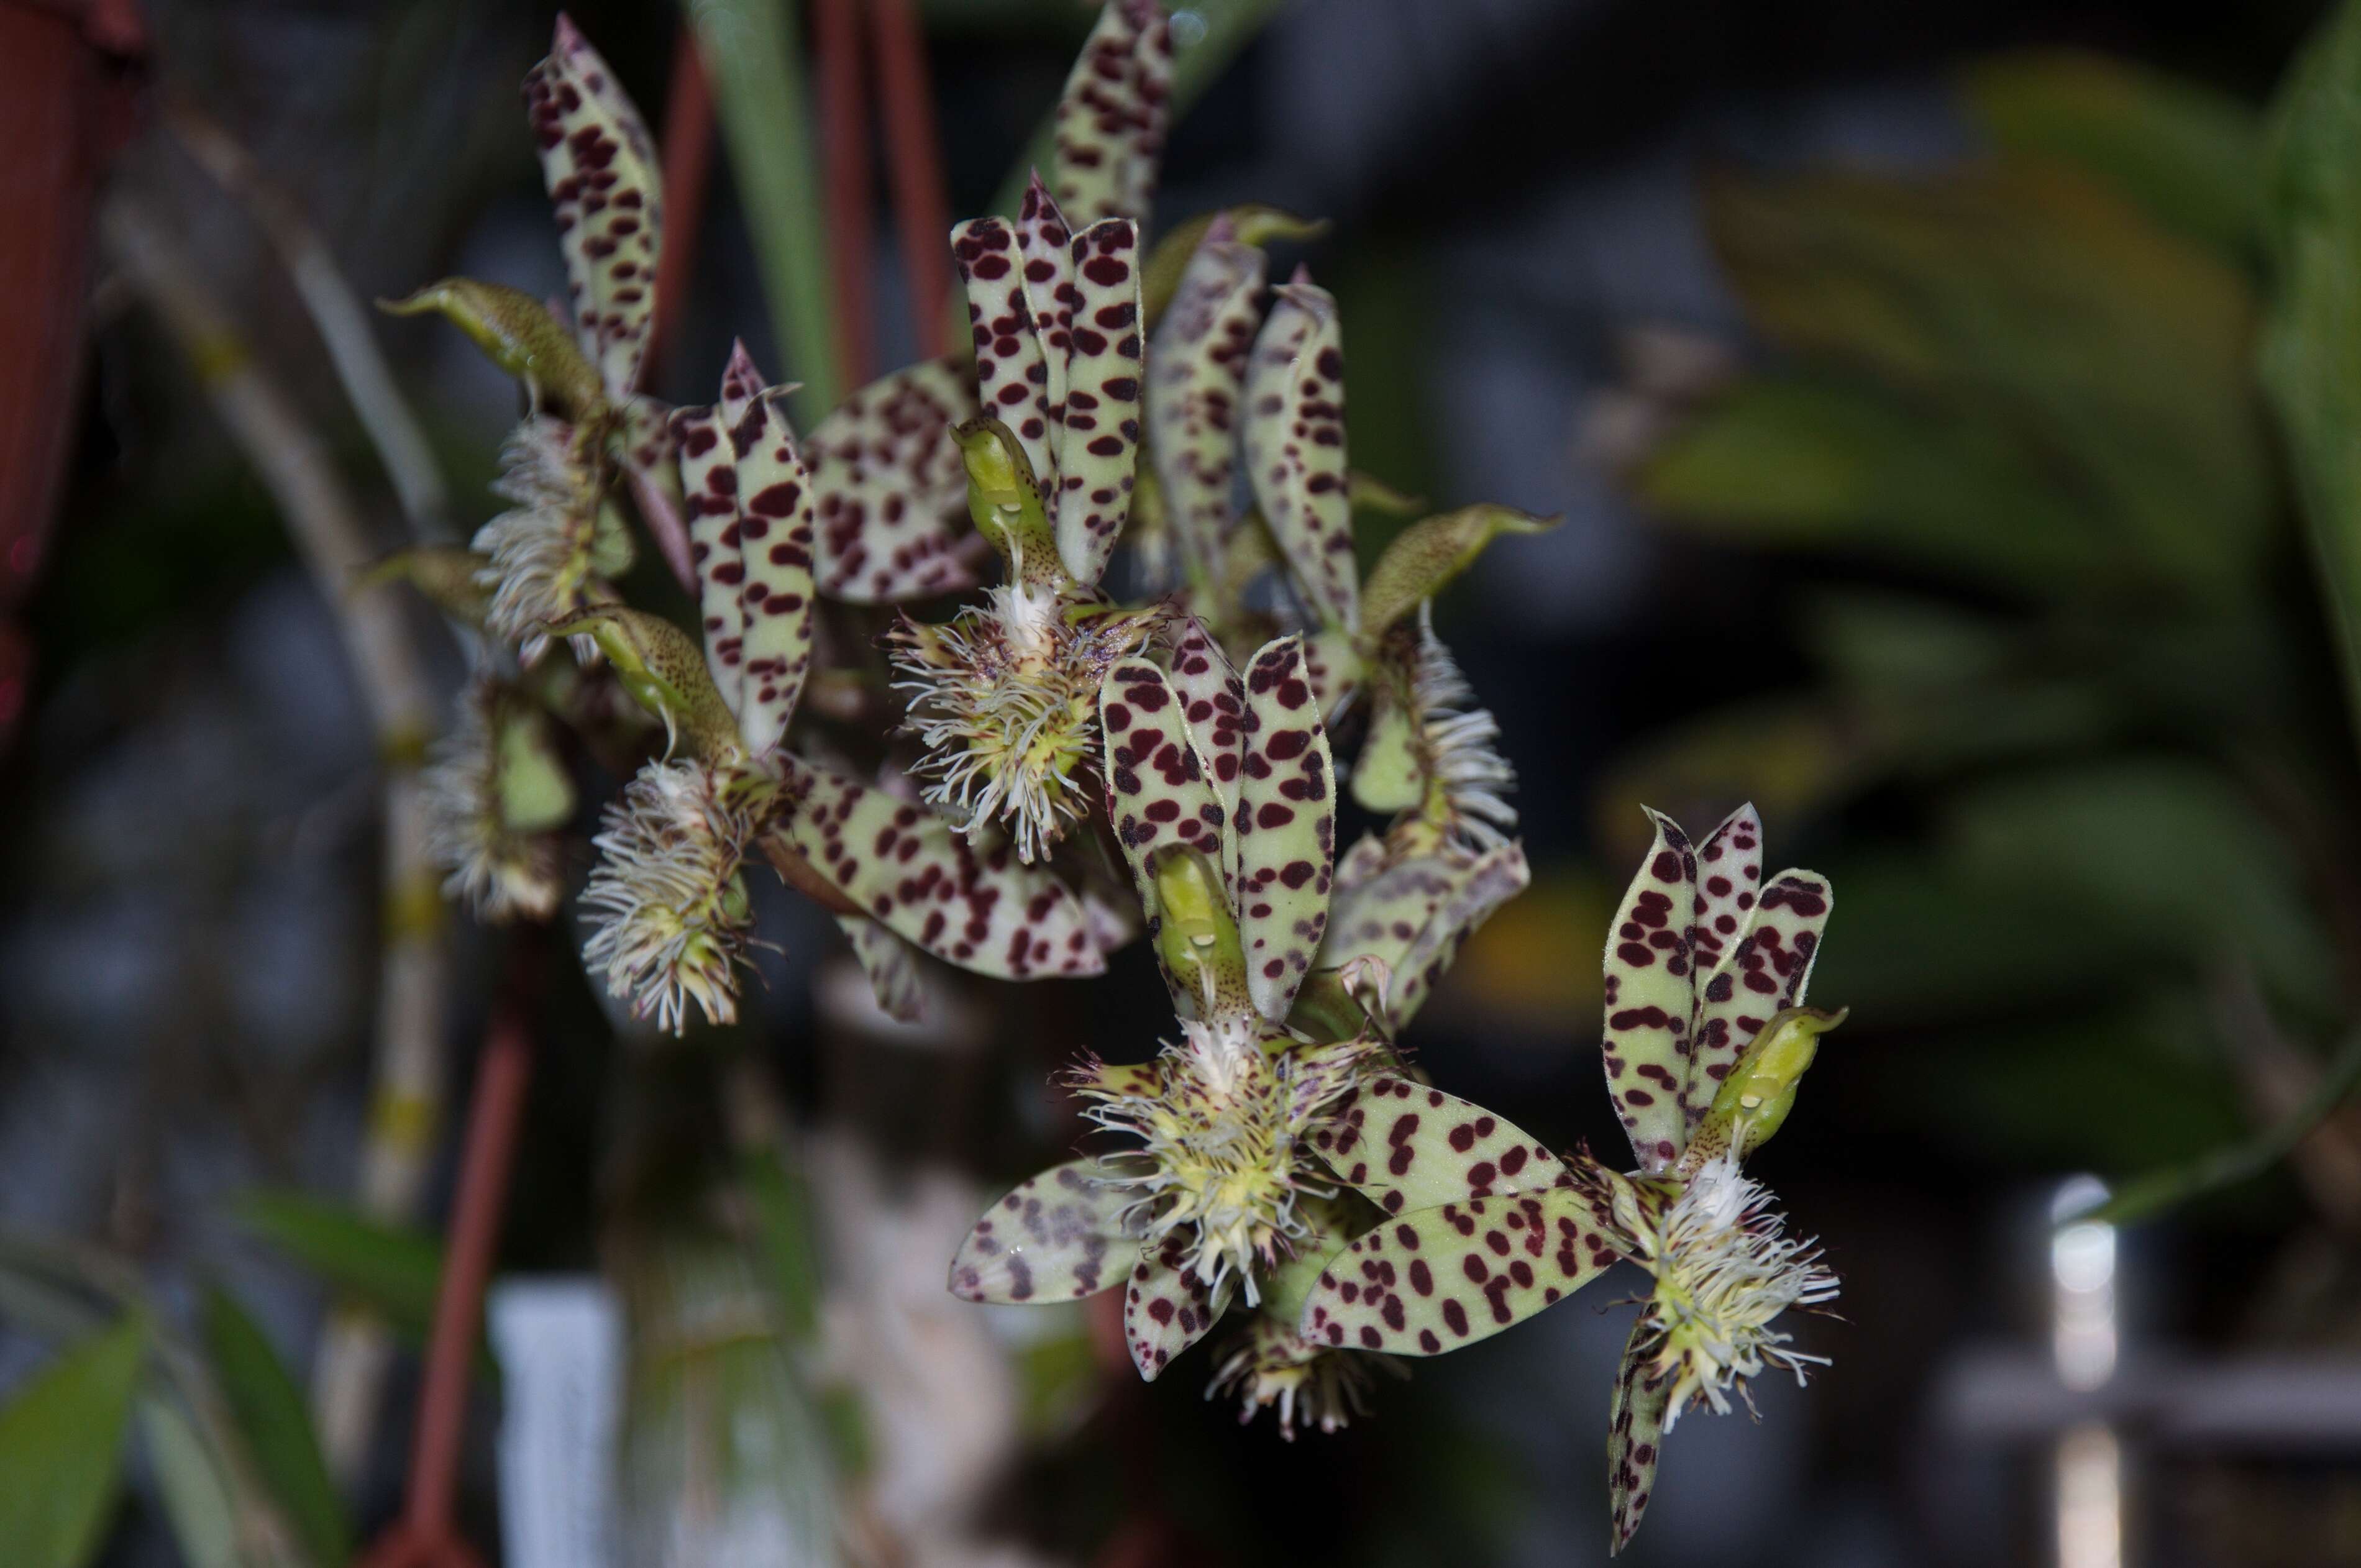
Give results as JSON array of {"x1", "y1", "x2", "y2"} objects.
[
  {"x1": 1298, "y1": 1190, "x2": 1621, "y2": 1356},
  {"x1": 803, "y1": 358, "x2": 980, "y2": 603},
  {"x1": 1123, "y1": 1234, "x2": 1234, "y2": 1381},
  {"x1": 950, "y1": 1158, "x2": 1141, "y2": 1303},
  {"x1": 836, "y1": 913, "x2": 924, "y2": 1024},
  {"x1": 722, "y1": 381, "x2": 820, "y2": 756},
  {"x1": 1148, "y1": 226, "x2": 1264, "y2": 586},
  {"x1": 1609, "y1": 1321, "x2": 1676, "y2": 1554},
  {"x1": 672, "y1": 403, "x2": 747, "y2": 717},
  {"x1": 1385, "y1": 841, "x2": 1530, "y2": 1031},
  {"x1": 1051, "y1": 0, "x2": 1174, "y2": 227},
  {"x1": 1686, "y1": 804, "x2": 1763, "y2": 980},
  {"x1": 952, "y1": 217, "x2": 1059, "y2": 489},
  {"x1": 1244, "y1": 278, "x2": 1356, "y2": 632},
  {"x1": 1016, "y1": 173, "x2": 1075, "y2": 434},
  {"x1": 1315, "y1": 1074, "x2": 1566, "y2": 1216},
  {"x1": 1604, "y1": 809, "x2": 1698, "y2": 1174},
  {"x1": 771, "y1": 755, "x2": 1106, "y2": 980},
  {"x1": 1688, "y1": 868, "x2": 1832, "y2": 1123},
  {"x1": 1100, "y1": 659, "x2": 1230, "y2": 905},
  {"x1": 523, "y1": 17, "x2": 662, "y2": 398},
  {"x1": 1162, "y1": 617, "x2": 1245, "y2": 886},
  {"x1": 1054, "y1": 219, "x2": 1144, "y2": 585},
  {"x1": 1236, "y1": 637, "x2": 1337, "y2": 1021}
]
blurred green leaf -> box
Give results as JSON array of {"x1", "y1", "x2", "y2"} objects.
[
  {"x1": 199, "y1": 1287, "x2": 350, "y2": 1568},
  {"x1": 1595, "y1": 696, "x2": 1872, "y2": 862},
  {"x1": 1942, "y1": 759, "x2": 2338, "y2": 1017},
  {"x1": 736, "y1": 1147, "x2": 821, "y2": 1344},
  {"x1": 235, "y1": 1192, "x2": 441, "y2": 1339},
  {"x1": 2260, "y1": 0, "x2": 2361, "y2": 754},
  {"x1": 0, "y1": 1314, "x2": 147, "y2": 1568},
  {"x1": 685, "y1": 0, "x2": 841, "y2": 417},
  {"x1": 140, "y1": 1398, "x2": 240, "y2": 1568},
  {"x1": 1704, "y1": 163, "x2": 2273, "y2": 601},
  {"x1": 2078, "y1": 1023, "x2": 2361, "y2": 1226},
  {"x1": 1638, "y1": 378, "x2": 2117, "y2": 595},
  {"x1": 1962, "y1": 50, "x2": 2263, "y2": 260}
]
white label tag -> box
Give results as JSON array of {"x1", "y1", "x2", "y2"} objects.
[{"x1": 489, "y1": 1277, "x2": 621, "y2": 1568}]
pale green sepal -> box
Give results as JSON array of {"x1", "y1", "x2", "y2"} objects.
[
  {"x1": 378, "y1": 278, "x2": 605, "y2": 420},
  {"x1": 547, "y1": 606, "x2": 741, "y2": 763},
  {"x1": 1359, "y1": 504, "x2": 1560, "y2": 640}
]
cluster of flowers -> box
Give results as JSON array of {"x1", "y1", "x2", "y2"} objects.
[{"x1": 383, "y1": 4, "x2": 1845, "y2": 1550}]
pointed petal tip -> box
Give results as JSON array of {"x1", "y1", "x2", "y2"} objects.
[{"x1": 551, "y1": 12, "x2": 582, "y2": 52}]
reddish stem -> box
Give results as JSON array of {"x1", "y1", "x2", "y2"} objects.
[
  {"x1": 814, "y1": 0, "x2": 875, "y2": 386},
  {"x1": 649, "y1": 28, "x2": 713, "y2": 390},
  {"x1": 868, "y1": 0, "x2": 951, "y2": 360},
  {"x1": 404, "y1": 1008, "x2": 532, "y2": 1535}
]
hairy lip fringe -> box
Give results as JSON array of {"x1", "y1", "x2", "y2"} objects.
[
  {"x1": 1411, "y1": 606, "x2": 1518, "y2": 850},
  {"x1": 890, "y1": 583, "x2": 1155, "y2": 864},
  {"x1": 475, "y1": 414, "x2": 605, "y2": 666},
  {"x1": 1619, "y1": 1155, "x2": 1839, "y2": 1428},
  {"x1": 420, "y1": 693, "x2": 564, "y2": 922},
  {"x1": 579, "y1": 760, "x2": 759, "y2": 1034},
  {"x1": 1208, "y1": 1316, "x2": 1392, "y2": 1439},
  {"x1": 1074, "y1": 1016, "x2": 1377, "y2": 1306}
]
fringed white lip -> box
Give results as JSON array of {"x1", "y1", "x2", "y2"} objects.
[
  {"x1": 1617, "y1": 1154, "x2": 1840, "y2": 1429},
  {"x1": 579, "y1": 759, "x2": 758, "y2": 1034}
]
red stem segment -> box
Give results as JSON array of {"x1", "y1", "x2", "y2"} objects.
[
  {"x1": 649, "y1": 28, "x2": 714, "y2": 391},
  {"x1": 814, "y1": 0, "x2": 875, "y2": 386},
  {"x1": 868, "y1": 0, "x2": 951, "y2": 360}
]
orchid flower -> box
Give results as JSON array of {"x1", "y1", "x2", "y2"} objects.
[{"x1": 1295, "y1": 806, "x2": 1840, "y2": 1551}]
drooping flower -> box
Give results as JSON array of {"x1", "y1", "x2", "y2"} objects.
[
  {"x1": 474, "y1": 414, "x2": 631, "y2": 664},
  {"x1": 1207, "y1": 1311, "x2": 1386, "y2": 1438},
  {"x1": 420, "y1": 679, "x2": 574, "y2": 921},
  {"x1": 580, "y1": 757, "x2": 762, "y2": 1032},
  {"x1": 1294, "y1": 806, "x2": 1842, "y2": 1553},
  {"x1": 950, "y1": 637, "x2": 1400, "y2": 1398}
]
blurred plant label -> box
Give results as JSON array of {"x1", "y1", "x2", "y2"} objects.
[{"x1": 490, "y1": 1279, "x2": 621, "y2": 1568}]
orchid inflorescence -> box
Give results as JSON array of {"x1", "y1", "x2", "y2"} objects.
[{"x1": 378, "y1": 1, "x2": 1849, "y2": 1549}]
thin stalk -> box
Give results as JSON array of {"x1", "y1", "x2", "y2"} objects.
[
  {"x1": 813, "y1": 0, "x2": 876, "y2": 385},
  {"x1": 164, "y1": 93, "x2": 455, "y2": 543},
  {"x1": 104, "y1": 193, "x2": 454, "y2": 1481},
  {"x1": 649, "y1": 29, "x2": 717, "y2": 386},
  {"x1": 869, "y1": 0, "x2": 952, "y2": 359},
  {"x1": 685, "y1": 0, "x2": 846, "y2": 417}
]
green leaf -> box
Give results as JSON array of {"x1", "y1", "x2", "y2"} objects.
[
  {"x1": 1358, "y1": 504, "x2": 1558, "y2": 638},
  {"x1": 1636, "y1": 378, "x2": 2119, "y2": 596},
  {"x1": 0, "y1": 1315, "x2": 146, "y2": 1568},
  {"x1": 235, "y1": 1192, "x2": 441, "y2": 1339},
  {"x1": 1702, "y1": 164, "x2": 2272, "y2": 603},
  {"x1": 139, "y1": 1399, "x2": 239, "y2": 1568},
  {"x1": 737, "y1": 1145, "x2": 824, "y2": 1343},
  {"x1": 199, "y1": 1287, "x2": 351, "y2": 1568},
  {"x1": 686, "y1": 0, "x2": 841, "y2": 417},
  {"x1": 1962, "y1": 50, "x2": 2263, "y2": 260},
  {"x1": 2260, "y1": 0, "x2": 2361, "y2": 754},
  {"x1": 2069, "y1": 1022, "x2": 2361, "y2": 1226}
]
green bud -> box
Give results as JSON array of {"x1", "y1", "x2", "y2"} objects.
[
  {"x1": 951, "y1": 417, "x2": 1066, "y2": 586},
  {"x1": 493, "y1": 701, "x2": 575, "y2": 832},
  {"x1": 1360, "y1": 503, "x2": 1560, "y2": 641},
  {"x1": 547, "y1": 606, "x2": 742, "y2": 763},
  {"x1": 378, "y1": 278, "x2": 606, "y2": 421},
  {"x1": 1679, "y1": 1006, "x2": 1847, "y2": 1175},
  {"x1": 1148, "y1": 844, "x2": 1251, "y2": 1018},
  {"x1": 354, "y1": 545, "x2": 492, "y2": 626}
]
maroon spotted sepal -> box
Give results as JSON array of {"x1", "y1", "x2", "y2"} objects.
[
  {"x1": 1244, "y1": 272, "x2": 1358, "y2": 633},
  {"x1": 802, "y1": 358, "x2": 980, "y2": 603},
  {"x1": 1608, "y1": 1320, "x2": 1675, "y2": 1554},
  {"x1": 1148, "y1": 222, "x2": 1264, "y2": 588},
  {"x1": 1051, "y1": 0, "x2": 1174, "y2": 226},
  {"x1": 1602, "y1": 809, "x2": 1699, "y2": 1173},
  {"x1": 769, "y1": 754, "x2": 1107, "y2": 981},
  {"x1": 523, "y1": 16, "x2": 661, "y2": 400},
  {"x1": 1235, "y1": 637, "x2": 1338, "y2": 1021},
  {"x1": 949, "y1": 1157, "x2": 1141, "y2": 1303},
  {"x1": 1124, "y1": 1231, "x2": 1235, "y2": 1380}
]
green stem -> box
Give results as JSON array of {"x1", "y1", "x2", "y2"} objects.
[
  {"x1": 2075, "y1": 1021, "x2": 2361, "y2": 1226},
  {"x1": 685, "y1": 0, "x2": 844, "y2": 418}
]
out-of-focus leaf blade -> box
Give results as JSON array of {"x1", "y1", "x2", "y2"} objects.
[
  {"x1": 139, "y1": 1399, "x2": 239, "y2": 1568},
  {"x1": 198, "y1": 1287, "x2": 350, "y2": 1568},
  {"x1": 234, "y1": 1193, "x2": 441, "y2": 1339},
  {"x1": 0, "y1": 1314, "x2": 146, "y2": 1568},
  {"x1": 2260, "y1": 0, "x2": 2361, "y2": 751},
  {"x1": 1703, "y1": 164, "x2": 2272, "y2": 602},
  {"x1": 1963, "y1": 50, "x2": 2262, "y2": 260},
  {"x1": 1636, "y1": 378, "x2": 2119, "y2": 596}
]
